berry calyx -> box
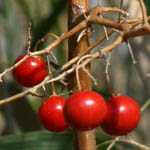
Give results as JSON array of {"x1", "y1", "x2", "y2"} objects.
[
  {"x1": 38, "y1": 96, "x2": 68, "y2": 132},
  {"x1": 13, "y1": 54, "x2": 47, "y2": 87},
  {"x1": 63, "y1": 91, "x2": 107, "y2": 131},
  {"x1": 101, "y1": 95, "x2": 141, "y2": 136}
]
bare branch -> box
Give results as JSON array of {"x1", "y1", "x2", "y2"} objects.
[
  {"x1": 96, "y1": 138, "x2": 149, "y2": 150},
  {"x1": 137, "y1": 0, "x2": 149, "y2": 26}
]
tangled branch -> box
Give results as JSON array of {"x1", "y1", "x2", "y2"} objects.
[{"x1": 0, "y1": 4, "x2": 149, "y2": 106}]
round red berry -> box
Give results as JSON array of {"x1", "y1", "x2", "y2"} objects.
[
  {"x1": 101, "y1": 95, "x2": 141, "y2": 136},
  {"x1": 38, "y1": 96, "x2": 68, "y2": 132},
  {"x1": 13, "y1": 54, "x2": 47, "y2": 87},
  {"x1": 63, "y1": 91, "x2": 107, "y2": 131}
]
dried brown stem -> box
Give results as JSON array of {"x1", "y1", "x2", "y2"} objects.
[
  {"x1": 105, "y1": 52, "x2": 113, "y2": 97},
  {"x1": 34, "y1": 33, "x2": 59, "y2": 52},
  {"x1": 106, "y1": 137, "x2": 120, "y2": 150},
  {"x1": 0, "y1": 8, "x2": 150, "y2": 81},
  {"x1": 27, "y1": 22, "x2": 32, "y2": 54},
  {"x1": 126, "y1": 40, "x2": 137, "y2": 64},
  {"x1": 47, "y1": 54, "x2": 56, "y2": 95},
  {"x1": 96, "y1": 138, "x2": 149, "y2": 150},
  {"x1": 101, "y1": 7, "x2": 128, "y2": 18},
  {"x1": 0, "y1": 5, "x2": 150, "y2": 108},
  {"x1": 0, "y1": 54, "x2": 30, "y2": 82},
  {"x1": 118, "y1": 0, "x2": 124, "y2": 23},
  {"x1": 137, "y1": 0, "x2": 149, "y2": 26}
]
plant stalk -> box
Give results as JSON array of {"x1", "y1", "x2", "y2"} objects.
[{"x1": 68, "y1": 0, "x2": 96, "y2": 150}]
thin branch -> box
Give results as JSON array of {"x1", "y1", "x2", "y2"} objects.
[
  {"x1": 27, "y1": 22, "x2": 32, "y2": 54},
  {"x1": 47, "y1": 54, "x2": 56, "y2": 95},
  {"x1": 96, "y1": 138, "x2": 149, "y2": 150},
  {"x1": 126, "y1": 40, "x2": 137, "y2": 64},
  {"x1": 141, "y1": 98, "x2": 150, "y2": 113},
  {"x1": 0, "y1": 36, "x2": 123, "y2": 106},
  {"x1": 106, "y1": 137, "x2": 120, "y2": 150},
  {"x1": 75, "y1": 55, "x2": 92, "y2": 90},
  {"x1": 101, "y1": 7, "x2": 128, "y2": 18},
  {"x1": 118, "y1": 0, "x2": 124, "y2": 23},
  {"x1": 60, "y1": 29, "x2": 114, "y2": 72},
  {"x1": 0, "y1": 7, "x2": 150, "y2": 81},
  {"x1": 34, "y1": 33, "x2": 59, "y2": 52},
  {"x1": 105, "y1": 52, "x2": 113, "y2": 97},
  {"x1": 137, "y1": 0, "x2": 149, "y2": 26},
  {"x1": 0, "y1": 54, "x2": 30, "y2": 82},
  {"x1": 0, "y1": 90, "x2": 29, "y2": 106}
]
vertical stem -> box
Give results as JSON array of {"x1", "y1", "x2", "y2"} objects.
[{"x1": 68, "y1": 1, "x2": 96, "y2": 150}]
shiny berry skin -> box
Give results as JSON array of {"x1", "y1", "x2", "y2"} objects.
[
  {"x1": 38, "y1": 96, "x2": 68, "y2": 132},
  {"x1": 63, "y1": 91, "x2": 107, "y2": 131},
  {"x1": 13, "y1": 54, "x2": 47, "y2": 87},
  {"x1": 101, "y1": 95, "x2": 141, "y2": 136}
]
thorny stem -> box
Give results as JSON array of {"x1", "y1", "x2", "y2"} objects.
[
  {"x1": 0, "y1": 11, "x2": 150, "y2": 81},
  {"x1": 0, "y1": 35, "x2": 123, "y2": 106},
  {"x1": 27, "y1": 22, "x2": 32, "y2": 54}
]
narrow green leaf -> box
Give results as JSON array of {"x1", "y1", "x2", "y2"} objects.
[{"x1": 0, "y1": 131, "x2": 73, "y2": 150}]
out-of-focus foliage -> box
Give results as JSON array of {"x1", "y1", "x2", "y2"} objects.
[{"x1": 0, "y1": 131, "x2": 73, "y2": 150}]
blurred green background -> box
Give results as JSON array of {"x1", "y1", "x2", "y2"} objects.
[{"x1": 0, "y1": 0, "x2": 149, "y2": 149}]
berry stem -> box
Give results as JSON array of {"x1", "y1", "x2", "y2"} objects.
[
  {"x1": 27, "y1": 22, "x2": 32, "y2": 54},
  {"x1": 47, "y1": 54, "x2": 56, "y2": 95},
  {"x1": 140, "y1": 98, "x2": 150, "y2": 113},
  {"x1": 105, "y1": 52, "x2": 114, "y2": 97}
]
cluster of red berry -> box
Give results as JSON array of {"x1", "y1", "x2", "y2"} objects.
[
  {"x1": 13, "y1": 54, "x2": 141, "y2": 136},
  {"x1": 38, "y1": 91, "x2": 141, "y2": 136}
]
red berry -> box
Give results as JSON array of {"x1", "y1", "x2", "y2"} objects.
[
  {"x1": 38, "y1": 96, "x2": 68, "y2": 132},
  {"x1": 63, "y1": 91, "x2": 107, "y2": 131},
  {"x1": 101, "y1": 95, "x2": 141, "y2": 136},
  {"x1": 13, "y1": 54, "x2": 47, "y2": 87}
]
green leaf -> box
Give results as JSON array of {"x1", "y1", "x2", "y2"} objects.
[
  {"x1": 0, "y1": 131, "x2": 73, "y2": 150},
  {"x1": 144, "y1": 0, "x2": 150, "y2": 15}
]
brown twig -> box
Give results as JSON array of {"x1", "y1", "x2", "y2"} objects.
[
  {"x1": 0, "y1": 54, "x2": 29, "y2": 82},
  {"x1": 34, "y1": 33, "x2": 59, "y2": 52},
  {"x1": 118, "y1": 0, "x2": 124, "y2": 23},
  {"x1": 137, "y1": 0, "x2": 149, "y2": 26},
  {"x1": 0, "y1": 8, "x2": 150, "y2": 81},
  {"x1": 105, "y1": 52, "x2": 113, "y2": 97},
  {"x1": 126, "y1": 40, "x2": 137, "y2": 64},
  {"x1": 0, "y1": 35, "x2": 123, "y2": 106},
  {"x1": 47, "y1": 54, "x2": 56, "y2": 95},
  {"x1": 106, "y1": 137, "x2": 120, "y2": 150},
  {"x1": 27, "y1": 22, "x2": 32, "y2": 54},
  {"x1": 96, "y1": 138, "x2": 149, "y2": 150},
  {"x1": 0, "y1": 5, "x2": 150, "y2": 107}
]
